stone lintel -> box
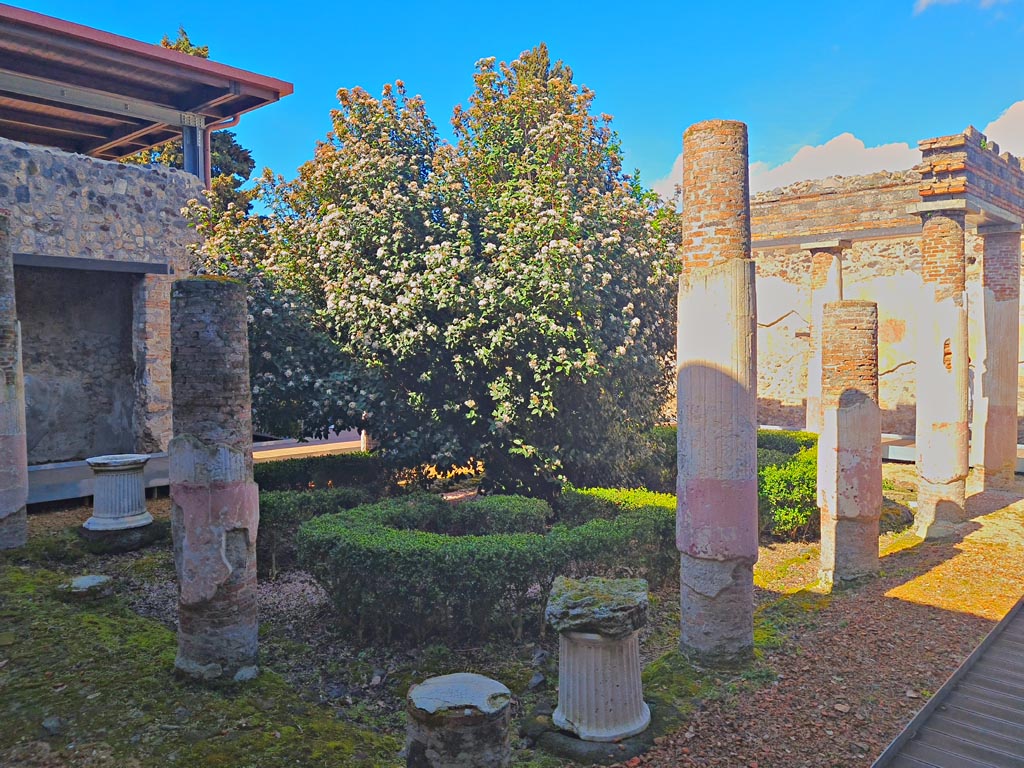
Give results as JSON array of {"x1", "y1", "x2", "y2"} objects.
[
  {"x1": 800, "y1": 239, "x2": 851, "y2": 252},
  {"x1": 976, "y1": 222, "x2": 1024, "y2": 236},
  {"x1": 907, "y1": 199, "x2": 974, "y2": 216}
]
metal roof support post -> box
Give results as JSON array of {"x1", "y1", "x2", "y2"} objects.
[{"x1": 181, "y1": 123, "x2": 206, "y2": 184}]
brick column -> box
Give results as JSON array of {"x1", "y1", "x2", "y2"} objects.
[
  {"x1": 170, "y1": 277, "x2": 259, "y2": 681},
  {"x1": 0, "y1": 211, "x2": 28, "y2": 550},
  {"x1": 804, "y1": 241, "x2": 847, "y2": 434},
  {"x1": 971, "y1": 226, "x2": 1020, "y2": 491},
  {"x1": 133, "y1": 273, "x2": 175, "y2": 453},
  {"x1": 677, "y1": 120, "x2": 758, "y2": 663},
  {"x1": 818, "y1": 301, "x2": 881, "y2": 587},
  {"x1": 915, "y1": 207, "x2": 970, "y2": 538}
]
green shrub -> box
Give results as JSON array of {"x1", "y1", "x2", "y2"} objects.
[
  {"x1": 259, "y1": 486, "x2": 372, "y2": 576},
  {"x1": 757, "y1": 447, "x2": 793, "y2": 469},
  {"x1": 298, "y1": 490, "x2": 675, "y2": 643},
  {"x1": 254, "y1": 452, "x2": 388, "y2": 492},
  {"x1": 756, "y1": 429, "x2": 818, "y2": 456},
  {"x1": 758, "y1": 446, "x2": 819, "y2": 539}
]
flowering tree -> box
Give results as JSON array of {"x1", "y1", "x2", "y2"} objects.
[{"x1": 191, "y1": 44, "x2": 678, "y2": 494}]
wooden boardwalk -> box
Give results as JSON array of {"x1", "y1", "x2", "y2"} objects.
[{"x1": 872, "y1": 596, "x2": 1024, "y2": 767}]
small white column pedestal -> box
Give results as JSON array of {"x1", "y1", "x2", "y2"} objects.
[
  {"x1": 553, "y1": 630, "x2": 650, "y2": 741},
  {"x1": 83, "y1": 454, "x2": 153, "y2": 531},
  {"x1": 546, "y1": 576, "x2": 651, "y2": 743}
]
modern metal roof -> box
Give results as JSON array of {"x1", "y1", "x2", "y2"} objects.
[{"x1": 0, "y1": 3, "x2": 292, "y2": 159}]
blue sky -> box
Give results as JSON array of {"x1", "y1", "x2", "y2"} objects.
[{"x1": 14, "y1": 0, "x2": 1024, "y2": 195}]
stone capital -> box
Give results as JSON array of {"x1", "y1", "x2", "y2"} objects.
[{"x1": 800, "y1": 239, "x2": 851, "y2": 253}]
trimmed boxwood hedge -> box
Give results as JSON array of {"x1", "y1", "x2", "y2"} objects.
[
  {"x1": 258, "y1": 486, "x2": 373, "y2": 576},
  {"x1": 297, "y1": 489, "x2": 677, "y2": 643},
  {"x1": 254, "y1": 452, "x2": 388, "y2": 492}
]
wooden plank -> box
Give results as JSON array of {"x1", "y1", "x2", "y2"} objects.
[
  {"x1": 937, "y1": 704, "x2": 1024, "y2": 742},
  {"x1": 903, "y1": 740, "x2": 1003, "y2": 768},
  {"x1": 927, "y1": 713, "x2": 1024, "y2": 758},
  {"x1": 957, "y1": 681, "x2": 1024, "y2": 710},
  {"x1": 915, "y1": 727, "x2": 1024, "y2": 767},
  {"x1": 960, "y1": 671, "x2": 1024, "y2": 699},
  {"x1": 971, "y1": 660, "x2": 1024, "y2": 687},
  {"x1": 888, "y1": 756, "x2": 937, "y2": 768},
  {"x1": 946, "y1": 690, "x2": 1024, "y2": 725}
]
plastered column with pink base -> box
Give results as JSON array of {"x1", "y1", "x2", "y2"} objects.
[
  {"x1": 804, "y1": 242, "x2": 846, "y2": 434},
  {"x1": 170, "y1": 278, "x2": 259, "y2": 681},
  {"x1": 915, "y1": 208, "x2": 969, "y2": 539},
  {"x1": 818, "y1": 301, "x2": 881, "y2": 587},
  {"x1": 677, "y1": 120, "x2": 758, "y2": 662},
  {"x1": 970, "y1": 227, "x2": 1021, "y2": 491},
  {"x1": 0, "y1": 211, "x2": 27, "y2": 551}
]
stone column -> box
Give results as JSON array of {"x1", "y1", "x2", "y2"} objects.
[
  {"x1": 406, "y1": 673, "x2": 512, "y2": 768},
  {"x1": 133, "y1": 274, "x2": 175, "y2": 454},
  {"x1": 170, "y1": 277, "x2": 260, "y2": 681},
  {"x1": 971, "y1": 226, "x2": 1020, "y2": 491},
  {"x1": 677, "y1": 120, "x2": 758, "y2": 662},
  {"x1": 0, "y1": 210, "x2": 28, "y2": 550},
  {"x1": 804, "y1": 241, "x2": 847, "y2": 434},
  {"x1": 818, "y1": 301, "x2": 881, "y2": 587},
  {"x1": 914, "y1": 206, "x2": 970, "y2": 538}
]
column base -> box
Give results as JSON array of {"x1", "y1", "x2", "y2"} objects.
[
  {"x1": 82, "y1": 511, "x2": 154, "y2": 532},
  {"x1": 0, "y1": 508, "x2": 27, "y2": 550},
  {"x1": 679, "y1": 554, "x2": 754, "y2": 664}
]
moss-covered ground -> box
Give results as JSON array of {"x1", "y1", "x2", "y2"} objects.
[{"x1": 1, "y1": 486, "x2": 860, "y2": 768}]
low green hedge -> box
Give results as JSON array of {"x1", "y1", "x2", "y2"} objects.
[
  {"x1": 259, "y1": 487, "x2": 372, "y2": 576},
  {"x1": 756, "y1": 429, "x2": 818, "y2": 456},
  {"x1": 758, "y1": 445, "x2": 819, "y2": 539},
  {"x1": 254, "y1": 452, "x2": 388, "y2": 493},
  {"x1": 298, "y1": 490, "x2": 677, "y2": 643}
]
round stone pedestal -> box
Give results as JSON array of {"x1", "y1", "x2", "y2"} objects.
[
  {"x1": 546, "y1": 576, "x2": 651, "y2": 743},
  {"x1": 406, "y1": 673, "x2": 512, "y2": 768},
  {"x1": 83, "y1": 454, "x2": 153, "y2": 531},
  {"x1": 553, "y1": 630, "x2": 651, "y2": 742}
]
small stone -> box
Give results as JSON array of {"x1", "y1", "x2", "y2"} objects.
[
  {"x1": 531, "y1": 649, "x2": 549, "y2": 667},
  {"x1": 905, "y1": 689, "x2": 920, "y2": 699},
  {"x1": 233, "y1": 666, "x2": 259, "y2": 683},
  {"x1": 834, "y1": 703, "x2": 850, "y2": 713},
  {"x1": 62, "y1": 575, "x2": 114, "y2": 601},
  {"x1": 41, "y1": 716, "x2": 64, "y2": 736},
  {"x1": 527, "y1": 672, "x2": 546, "y2": 691}
]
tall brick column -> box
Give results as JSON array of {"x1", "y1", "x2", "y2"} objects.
[
  {"x1": 804, "y1": 241, "x2": 847, "y2": 434},
  {"x1": 818, "y1": 301, "x2": 881, "y2": 587},
  {"x1": 170, "y1": 277, "x2": 260, "y2": 681},
  {"x1": 914, "y1": 206, "x2": 970, "y2": 538},
  {"x1": 971, "y1": 226, "x2": 1020, "y2": 491},
  {"x1": 677, "y1": 120, "x2": 758, "y2": 663},
  {"x1": 0, "y1": 211, "x2": 28, "y2": 550}
]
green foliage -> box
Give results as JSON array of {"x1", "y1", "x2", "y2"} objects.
[
  {"x1": 259, "y1": 487, "x2": 372, "y2": 576},
  {"x1": 756, "y1": 429, "x2": 818, "y2": 456},
  {"x1": 298, "y1": 488, "x2": 676, "y2": 643},
  {"x1": 757, "y1": 447, "x2": 793, "y2": 469},
  {"x1": 254, "y1": 452, "x2": 388, "y2": 492},
  {"x1": 189, "y1": 44, "x2": 678, "y2": 496},
  {"x1": 758, "y1": 446, "x2": 819, "y2": 539}
]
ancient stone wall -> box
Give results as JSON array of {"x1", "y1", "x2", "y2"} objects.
[
  {"x1": 752, "y1": 165, "x2": 1024, "y2": 439},
  {"x1": 0, "y1": 137, "x2": 202, "y2": 461}
]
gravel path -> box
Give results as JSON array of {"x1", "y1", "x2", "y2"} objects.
[{"x1": 628, "y1": 466, "x2": 1024, "y2": 768}]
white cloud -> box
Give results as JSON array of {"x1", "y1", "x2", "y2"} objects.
[
  {"x1": 651, "y1": 132, "x2": 919, "y2": 200},
  {"x1": 982, "y1": 99, "x2": 1024, "y2": 157},
  {"x1": 914, "y1": 0, "x2": 1009, "y2": 13},
  {"x1": 748, "y1": 133, "x2": 919, "y2": 193}
]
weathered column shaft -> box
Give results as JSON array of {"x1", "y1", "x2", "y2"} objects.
[
  {"x1": 170, "y1": 277, "x2": 259, "y2": 681},
  {"x1": 818, "y1": 301, "x2": 881, "y2": 587},
  {"x1": 805, "y1": 246, "x2": 845, "y2": 433},
  {"x1": 677, "y1": 120, "x2": 758, "y2": 662},
  {"x1": 0, "y1": 210, "x2": 28, "y2": 550},
  {"x1": 915, "y1": 210, "x2": 969, "y2": 538},
  {"x1": 971, "y1": 229, "x2": 1020, "y2": 490}
]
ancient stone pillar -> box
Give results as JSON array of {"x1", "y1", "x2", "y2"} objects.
[
  {"x1": 0, "y1": 210, "x2": 28, "y2": 551},
  {"x1": 406, "y1": 673, "x2": 512, "y2": 768},
  {"x1": 677, "y1": 120, "x2": 758, "y2": 662},
  {"x1": 170, "y1": 277, "x2": 260, "y2": 681},
  {"x1": 804, "y1": 241, "x2": 847, "y2": 434},
  {"x1": 914, "y1": 206, "x2": 970, "y2": 538},
  {"x1": 971, "y1": 226, "x2": 1021, "y2": 491},
  {"x1": 818, "y1": 300, "x2": 881, "y2": 587}
]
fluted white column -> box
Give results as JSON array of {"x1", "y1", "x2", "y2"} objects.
[
  {"x1": 553, "y1": 630, "x2": 650, "y2": 742},
  {"x1": 83, "y1": 454, "x2": 152, "y2": 531}
]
